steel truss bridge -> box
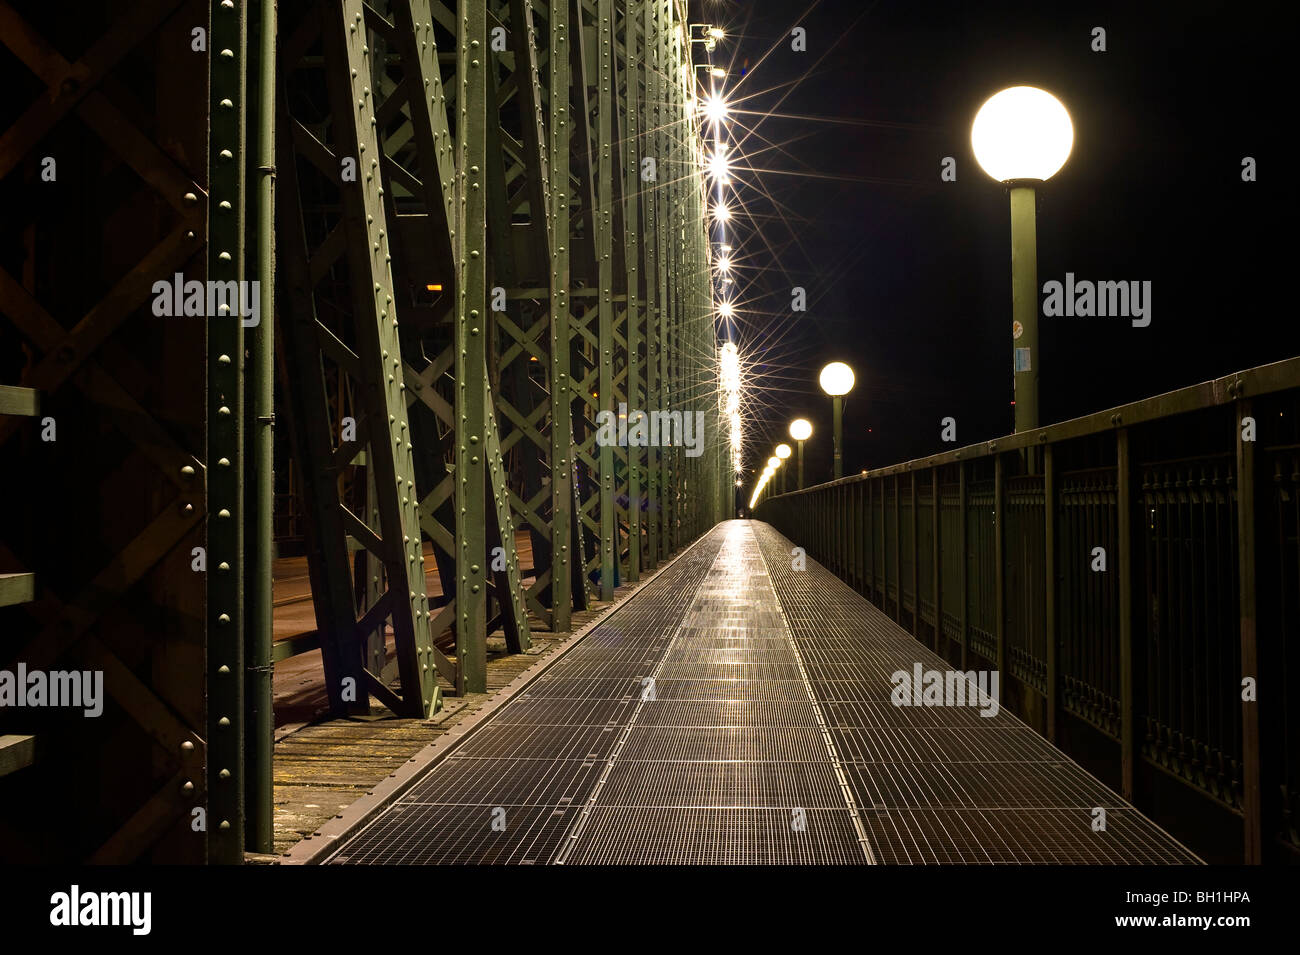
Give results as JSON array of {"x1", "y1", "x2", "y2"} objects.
[
  {"x1": 0, "y1": 0, "x2": 1294, "y2": 869},
  {"x1": 0, "y1": 0, "x2": 728, "y2": 863}
]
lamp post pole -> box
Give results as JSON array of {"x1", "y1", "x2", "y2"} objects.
[
  {"x1": 832, "y1": 396, "x2": 844, "y2": 480},
  {"x1": 797, "y1": 440, "x2": 805, "y2": 490},
  {"x1": 1010, "y1": 182, "x2": 1038, "y2": 433}
]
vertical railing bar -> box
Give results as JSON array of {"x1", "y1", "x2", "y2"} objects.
[
  {"x1": 893, "y1": 474, "x2": 902, "y2": 623},
  {"x1": 1045, "y1": 442, "x2": 1058, "y2": 742},
  {"x1": 932, "y1": 466, "x2": 941, "y2": 653},
  {"x1": 1118, "y1": 426, "x2": 1136, "y2": 800},
  {"x1": 910, "y1": 468, "x2": 919, "y2": 638},
  {"x1": 959, "y1": 460, "x2": 968, "y2": 672},
  {"x1": 1236, "y1": 395, "x2": 1261, "y2": 863}
]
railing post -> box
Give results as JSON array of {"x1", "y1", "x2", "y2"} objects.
[
  {"x1": 959, "y1": 461, "x2": 968, "y2": 671},
  {"x1": 910, "y1": 469, "x2": 919, "y2": 637},
  {"x1": 893, "y1": 474, "x2": 902, "y2": 623},
  {"x1": 882, "y1": 476, "x2": 888, "y2": 609},
  {"x1": 867, "y1": 477, "x2": 875, "y2": 603},
  {"x1": 1044, "y1": 442, "x2": 1058, "y2": 743},
  {"x1": 845, "y1": 484, "x2": 851, "y2": 579},
  {"x1": 1117, "y1": 427, "x2": 1136, "y2": 800},
  {"x1": 818, "y1": 490, "x2": 824, "y2": 562},
  {"x1": 932, "y1": 467, "x2": 941, "y2": 653},
  {"x1": 855, "y1": 481, "x2": 864, "y2": 592},
  {"x1": 995, "y1": 452, "x2": 1006, "y2": 696},
  {"x1": 1235, "y1": 395, "x2": 1262, "y2": 863}
]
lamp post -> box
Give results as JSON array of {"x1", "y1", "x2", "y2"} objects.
[
  {"x1": 818, "y1": 361, "x2": 855, "y2": 480},
  {"x1": 972, "y1": 86, "x2": 1073, "y2": 434},
  {"x1": 766, "y1": 455, "x2": 781, "y2": 498},
  {"x1": 775, "y1": 443, "x2": 791, "y2": 494},
  {"x1": 789, "y1": 418, "x2": 812, "y2": 489}
]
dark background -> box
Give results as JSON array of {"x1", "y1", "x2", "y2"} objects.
[{"x1": 703, "y1": 0, "x2": 1294, "y2": 491}]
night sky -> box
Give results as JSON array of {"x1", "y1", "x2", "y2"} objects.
[{"x1": 712, "y1": 0, "x2": 1294, "y2": 489}]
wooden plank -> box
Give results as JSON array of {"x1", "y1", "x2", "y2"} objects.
[
  {"x1": 0, "y1": 735, "x2": 36, "y2": 777},
  {"x1": 0, "y1": 572, "x2": 35, "y2": 608},
  {"x1": 0, "y1": 384, "x2": 38, "y2": 417}
]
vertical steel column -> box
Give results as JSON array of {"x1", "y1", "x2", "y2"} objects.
[
  {"x1": 1117, "y1": 427, "x2": 1135, "y2": 799},
  {"x1": 1235, "y1": 396, "x2": 1262, "y2": 863},
  {"x1": 640, "y1": 0, "x2": 660, "y2": 565},
  {"x1": 622, "y1": 1, "x2": 642, "y2": 580},
  {"x1": 244, "y1": 0, "x2": 275, "y2": 856},
  {"x1": 333, "y1": 0, "x2": 444, "y2": 711},
  {"x1": 457, "y1": 0, "x2": 491, "y2": 689},
  {"x1": 657, "y1": 0, "x2": 672, "y2": 556},
  {"x1": 206, "y1": 0, "x2": 247, "y2": 865},
  {"x1": 1044, "y1": 442, "x2": 1059, "y2": 742},
  {"x1": 549, "y1": 0, "x2": 575, "y2": 632},
  {"x1": 660, "y1": 0, "x2": 676, "y2": 553},
  {"x1": 595, "y1": 0, "x2": 616, "y2": 598}
]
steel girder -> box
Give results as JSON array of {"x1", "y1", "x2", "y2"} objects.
[
  {"x1": 0, "y1": 0, "x2": 220, "y2": 863},
  {"x1": 0, "y1": 0, "x2": 724, "y2": 865},
  {"x1": 278, "y1": 0, "x2": 452, "y2": 715}
]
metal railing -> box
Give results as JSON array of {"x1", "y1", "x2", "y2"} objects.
[{"x1": 756, "y1": 357, "x2": 1300, "y2": 864}]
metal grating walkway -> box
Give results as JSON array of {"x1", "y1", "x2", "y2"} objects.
[{"x1": 323, "y1": 521, "x2": 1201, "y2": 865}]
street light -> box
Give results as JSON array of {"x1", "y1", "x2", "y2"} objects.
[
  {"x1": 700, "y1": 94, "x2": 729, "y2": 125},
  {"x1": 789, "y1": 418, "x2": 812, "y2": 489},
  {"x1": 972, "y1": 85, "x2": 1073, "y2": 433},
  {"x1": 689, "y1": 24, "x2": 726, "y2": 51},
  {"x1": 819, "y1": 361, "x2": 854, "y2": 479},
  {"x1": 707, "y1": 145, "x2": 730, "y2": 182},
  {"x1": 775, "y1": 443, "x2": 791, "y2": 494}
]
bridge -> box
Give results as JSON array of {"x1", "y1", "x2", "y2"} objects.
[{"x1": 0, "y1": 0, "x2": 1293, "y2": 888}]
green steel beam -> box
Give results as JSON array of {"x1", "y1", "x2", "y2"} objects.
[
  {"x1": 620, "y1": 0, "x2": 643, "y2": 580},
  {"x1": 206, "y1": 0, "x2": 247, "y2": 865},
  {"x1": 456, "y1": 0, "x2": 492, "y2": 691},
  {"x1": 639, "y1": 0, "x2": 660, "y2": 567},
  {"x1": 596, "y1": 0, "x2": 616, "y2": 600},
  {"x1": 245, "y1": 0, "x2": 276, "y2": 857},
  {"x1": 549, "y1": 0, "x2": 581, "y2": 631}
]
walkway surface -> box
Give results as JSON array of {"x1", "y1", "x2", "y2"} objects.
[{"x1": 321, "y1": 521, "x2": 1200, "y2": 865}]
